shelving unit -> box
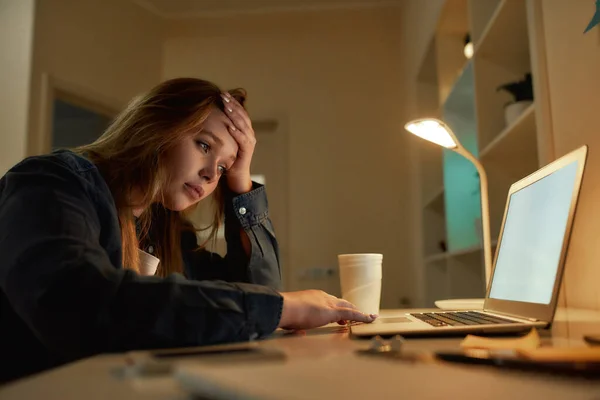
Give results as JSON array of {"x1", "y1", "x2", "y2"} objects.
[
  {"x1": 423, "y1": 185, "x2": 444, "y2": 211},
  {"x1": 479, "y1": 103, "x2": 536, "y2": 162},
  {"x1": 415, "y1": 0, "x2": 544, "y2": 307}
]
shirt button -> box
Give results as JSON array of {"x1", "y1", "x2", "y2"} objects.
[{"x1": 238, "y1": 207, "x2": 247, "y2": 215}]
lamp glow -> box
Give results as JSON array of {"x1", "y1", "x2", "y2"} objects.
[
  {"x1": 405, "y1": 120, "x2": 457, "y2": 149},
  {"x1": 464, "y1": 42, "x2": 474, "y2": 59},
  {"x1": 463, "y1": 33, "x2": 473, "y2": 59},
  {"x1": 406, "y1": 118, "x2": 493, "y2": 293}
]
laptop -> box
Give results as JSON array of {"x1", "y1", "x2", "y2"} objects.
[{"x1": 351, "y1": 145, "x2": 588, "y2": 337}]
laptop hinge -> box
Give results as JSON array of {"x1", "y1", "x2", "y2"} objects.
[{"x1": 483, "y1": 309, "x2": 539, "y2": 322}]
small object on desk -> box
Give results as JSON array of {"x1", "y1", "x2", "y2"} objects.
[
  {"x1": 357, "y1": 335, "x2": 428, "y2": 363},
  {"x1": 365, "y1": 335, "x2": 405, "y2": 354},
  {"x1": 584, "y1": 334, "x2": 600, "y2": 346},
  {"x1": 149, "y1": 341, "x2": 260, "y2": 359},
  {"x1": 460, "y1": 328, "x2": 541, "y2": 351},
  {"x1": 438, "y1": 328, "x2": 600, "y2": 378},
  {"x1": 435, "y1": 349, "x2": 600, "y2": 378}
]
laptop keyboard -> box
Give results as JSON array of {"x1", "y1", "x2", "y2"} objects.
[{"x1": 410, "y1": 311, "x2": 518, "y2": 327}]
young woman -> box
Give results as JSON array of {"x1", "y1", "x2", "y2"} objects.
[{"x1": 0, "y1": 78, "x2": 376, "y2": 382}]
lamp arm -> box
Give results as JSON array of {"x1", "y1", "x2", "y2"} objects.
[{"x1": 456, "y1": 149, "x2": 493, "y2": 290}]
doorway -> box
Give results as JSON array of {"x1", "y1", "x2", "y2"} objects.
[
  {"x1": 35, "y1": 74, "x2": 119, "y2": 155},
  {"x1": 51, "y1": 98, "x2": 112, "y2": 149}
]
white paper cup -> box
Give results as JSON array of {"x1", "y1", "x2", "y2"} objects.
[
  {"x1": 338, "y1": 253, "x2": 382, "y2": 315},
  {"x1": 139, "y1": 249, "x2": 160, "y2": 276}
]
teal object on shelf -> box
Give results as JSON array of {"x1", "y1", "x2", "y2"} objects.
[{"x1": 442, "y1": 62, "x2": 482, "y2": 252}]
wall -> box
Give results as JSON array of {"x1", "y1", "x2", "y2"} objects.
[
  {"x1": 541, "y1": 0, "x2": 600, "y2": 310},
  {"x1": 0, "y1": 0, "x2": 35, "y2": 175},
  {"x1": 163, "y1": 7, "x2": 416, "y2": 307},
  {"x1": 27, "y1": 0, "x2": 163, "y2": 156}
]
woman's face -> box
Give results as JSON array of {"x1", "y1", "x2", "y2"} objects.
[{"x1": 162, "y1": 107, "x2": 238, "y2": 211}]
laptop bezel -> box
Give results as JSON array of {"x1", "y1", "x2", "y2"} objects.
[{"x1": 483, "y1": 145, "x2": 588, "y2": 323}]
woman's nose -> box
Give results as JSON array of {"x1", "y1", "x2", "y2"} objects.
[{"x1": 200, "y1": 163, "x2": 218, "y2": 183}]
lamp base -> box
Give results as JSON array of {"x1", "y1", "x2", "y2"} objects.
[{"x1": 434, "y1": 298, "x2": 484, "y2": 310}]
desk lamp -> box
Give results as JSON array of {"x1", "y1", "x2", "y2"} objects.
[{"x1": 405, "y1": 118, "x2": 492, "y2": 307}]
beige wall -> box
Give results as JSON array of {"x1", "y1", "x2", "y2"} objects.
[
  {"x1": 163, "y1": 7, "x2": 417, "y2": 307},
  {"x1": 0, "y1": 0, "x2": 35, "y2": 175},
  {"x1": 27, "y1": 0, "x2": 163, "y2": 155},
  {"x1": 542, "y1": 0, "x2": 600, "y2": 310}
]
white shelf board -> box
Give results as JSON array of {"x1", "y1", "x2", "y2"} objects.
[
  {"x1": 448, "y1": 239, "x2": 498, "y2": 259},
  {"x1": 479, "y1": 103, "x2": 537, "y2": 167},
  {"x1": 424, "y1": 252, "x2": 448, "y2": 263},
  {"x1": 425, "y1": 240, "x2": 498, "y2": 263},
  {"x1": 474, "y1": 0, "x2": 530, "y2": 71}
]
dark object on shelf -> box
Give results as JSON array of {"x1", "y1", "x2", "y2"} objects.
[
  {"x1": 439, "y1": 240, "x2": 447, "y2": 252},
  {"x1": 497, "y1": 73, "x2": 533, "y2": 102},
  {"x1": 497, "y1": 73, "x2": 534, "y2": 126}
]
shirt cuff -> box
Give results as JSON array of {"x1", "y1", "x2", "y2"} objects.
[
  {"x1": 226, "y1": 183, "x2": 269, "y2": 230},
  {"x1": 235, "y1": 283, "x2": 283, "y2": 339}
]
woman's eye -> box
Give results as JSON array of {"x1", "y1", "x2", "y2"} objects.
[
  {"x1": 196, "y1": 141, "x2": 210, "y2": 153},
  {"x1": 217, "y1": 165, "x2": 228, "y2": 175}
]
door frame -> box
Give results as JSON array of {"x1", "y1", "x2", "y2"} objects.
[{"x1": 34, "y1": 73, "x2": 120, "y2": 154}]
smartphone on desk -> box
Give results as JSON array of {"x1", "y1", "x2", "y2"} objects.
[
  {"x1": 584, "y1": 334, "x2": 600, "y2": 346},
  {"x1": 435, "y1": 350, "x2": 600, "y2": 379}
]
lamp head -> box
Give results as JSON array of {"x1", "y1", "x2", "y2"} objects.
[{"x1": 404, "y1": 118, "x2": 458, "y2": 149}]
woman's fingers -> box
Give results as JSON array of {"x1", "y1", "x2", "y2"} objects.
[
  {"x1": 221, "y1": 93, "x2": 252, "y2": 134},
  {"x1": 227, "y1": 124, "x2": 256, "y2": 148},
  {"x1": 224, "y1": 92, "x2": 252, "y2": 127},
  {"x1": 221, "y1": 93, "x2": 255, "y2": 156},
  {"x1": 335, "y1": 308, "x2": 377, "y2": 324},
  {"x1": 336, "y1": 298, "x2": 358, "y2": 310}
]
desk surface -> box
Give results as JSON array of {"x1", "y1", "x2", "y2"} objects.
[{"x1": 2, "y1": 308, "x2": 600, "y2": 399}]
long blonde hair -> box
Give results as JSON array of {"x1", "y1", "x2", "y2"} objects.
[{"x1": 76, "y1": 77, "x2": 247, "y2": 277}]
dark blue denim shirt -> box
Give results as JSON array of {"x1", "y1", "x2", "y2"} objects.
[{"x1": 0, "y1": 150, "x2": 283, "y2": 382}]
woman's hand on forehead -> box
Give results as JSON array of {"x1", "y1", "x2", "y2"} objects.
[{"x1": 220, "y1": 92, "x2": 256, "y2": 194}]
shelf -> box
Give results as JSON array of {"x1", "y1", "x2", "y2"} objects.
[
  {"x1": 425, "y1": 252, "x2": 448, "y2": 263},
  {"x1": 425, "y1": 240, "x2": 498, "y2": 263},
  {"x1": 475, "y1": 0, "x2": 530, "y2": 71},
  {"x1": 423, "y1": 185, "x2": 444, "y2": 213},
  {"x1": 479, "y1": 103, "x2": 537, "y2": 175},
  {"x1": 470, "y1": 0, "x2": 502, "y2": 46},
  {"x1": 449, "y1": 240, "x2": 498, "y2": 258}
]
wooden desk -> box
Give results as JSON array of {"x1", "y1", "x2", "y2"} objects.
[{"x1": 1, "y1": 308, "x2": 600, "y2": 399}]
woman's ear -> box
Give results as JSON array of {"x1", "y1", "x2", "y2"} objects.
[{"x1": 227, "y1": 88, "x2": 247, "y2": 108}]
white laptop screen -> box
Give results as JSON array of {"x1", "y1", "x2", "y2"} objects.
[{"x1": 489, "y1": 160, "x2": 579, "y2": 304}]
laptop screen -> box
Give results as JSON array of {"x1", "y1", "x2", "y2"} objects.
[{"x1": 489, "y1": 160, "x2": 579, "y2": 305}]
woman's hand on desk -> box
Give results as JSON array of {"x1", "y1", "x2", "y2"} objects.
[{"x1": 278, "y1": 290, "x2": 377, "y2": 330}]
